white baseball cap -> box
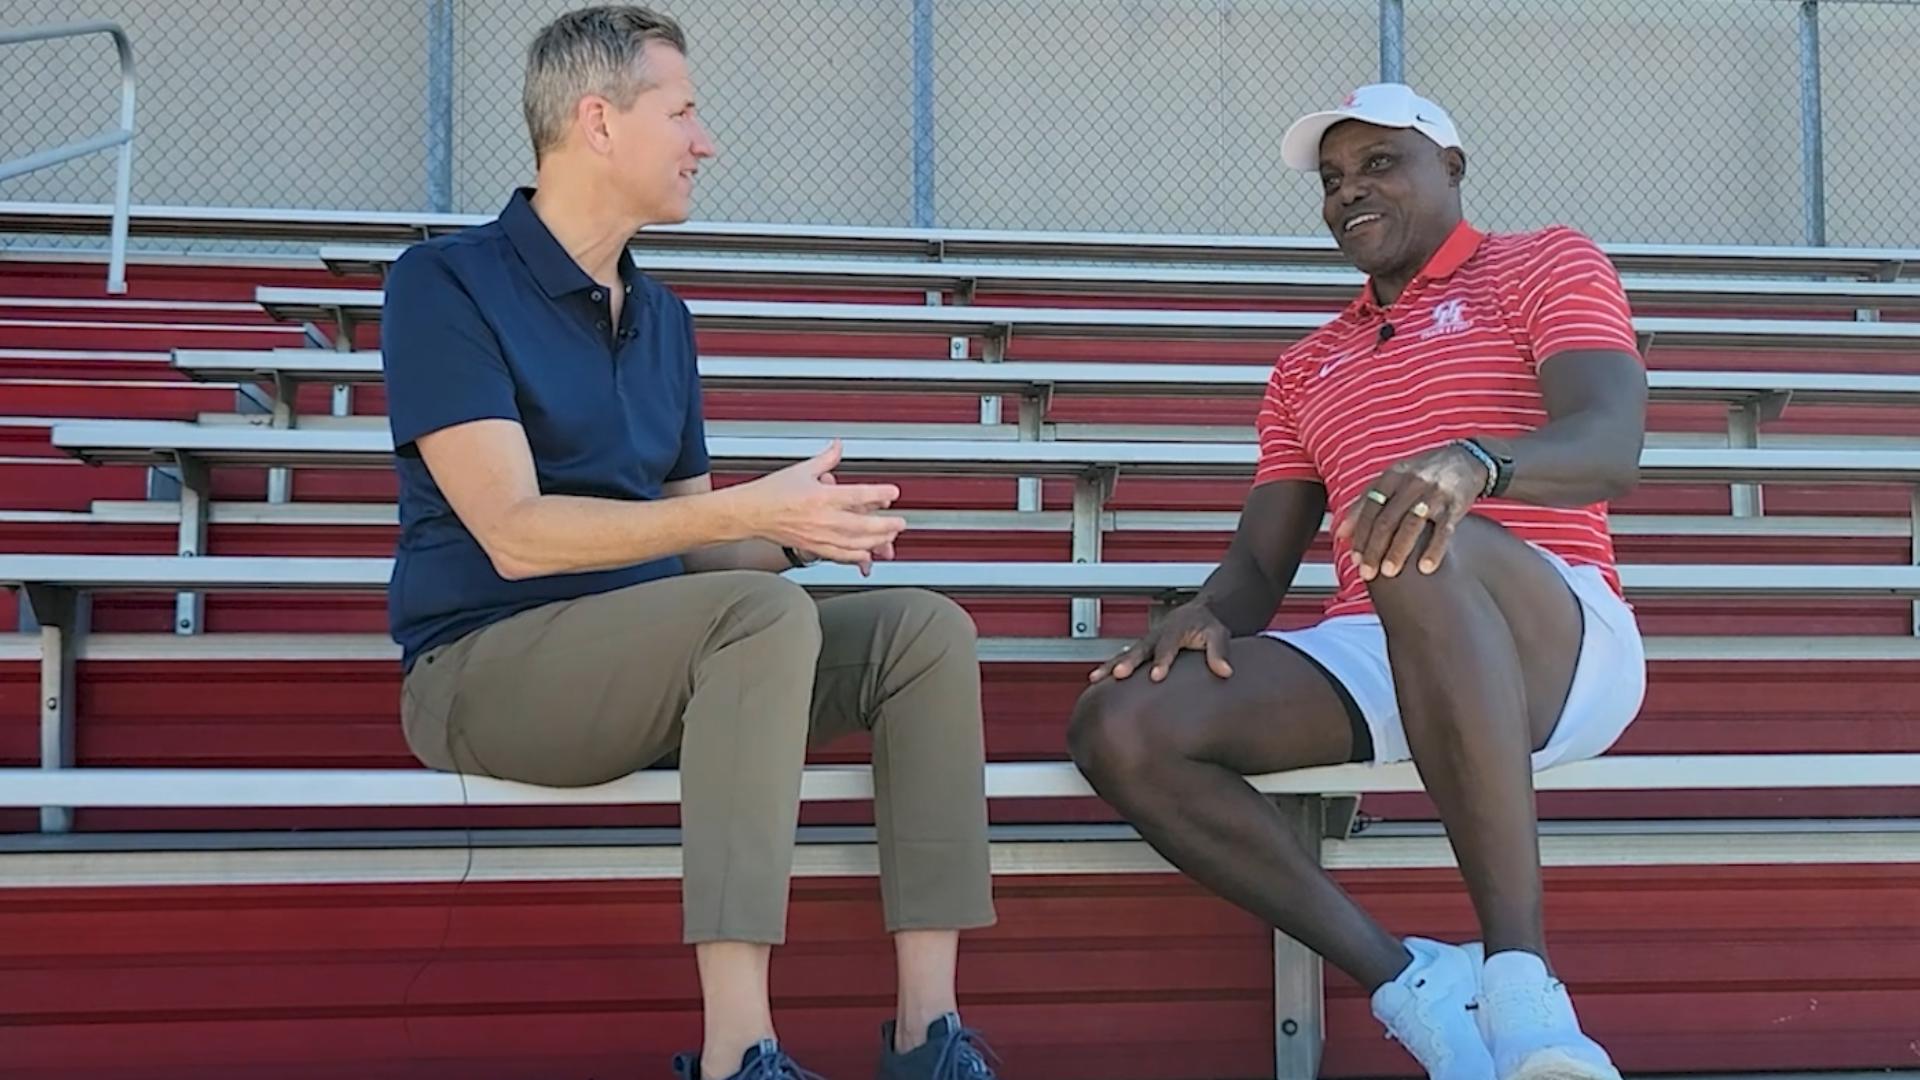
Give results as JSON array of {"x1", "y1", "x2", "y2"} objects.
[{"x1": 1280, "y1": 83, "x2": 1463, "y2": 172}]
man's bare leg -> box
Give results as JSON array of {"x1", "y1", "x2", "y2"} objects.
[
  {"x1": 696, "y1": 942, "x2": 776, "y2": 1076},
  {"x1": 1070, "y1": 520, "x2": 1583, "y2": 970},
  {"x1": 1363, "y1": 514, "x2": 1581, "y2": 961},
  {"x1": 1069, "y1": 635, "x2": 1413, "y2": 990},
  {"x1": 892, "y1": 930, "x2": 960, "y2": 1052}
]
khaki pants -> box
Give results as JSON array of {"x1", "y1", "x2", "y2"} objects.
[{"x1": 401, "y1": 571, "x2": 996, "y2": 944}]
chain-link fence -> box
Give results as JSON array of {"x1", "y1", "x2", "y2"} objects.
[
  {"x1": 2, "y1": 0, "x2": 1917, "y2": 246},
  {"x1": 453, "y1": 0, "x2": 929, "y2": 226},
  {"x1": 1408, "y1": 0, "x2": 1811, "y2": 246},
  {"x1": 1822, "y1": 1, "x2": 1920, "y2": 248},
  {"x1": 2, "y1": 0, "x2": 428, "y2": 210},
  {"x1": 926, "y1": 2, "x2": 1375, "y2": 236}
]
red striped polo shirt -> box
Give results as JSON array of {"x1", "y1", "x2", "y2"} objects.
[{"x1": 1255, "y1": 221, "x2": 1642, "y2": 620}]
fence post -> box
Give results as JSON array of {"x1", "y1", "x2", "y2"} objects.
[
  {"x1": 1380, "y1": 0, "x2": 1406, "y2": 83},
  {"x1": 1798, "y1": 1, "x2": 1826, "y2": 246},
  {"x1": 911, "y1": 0, "x2": 936, "y2": 227},
  {"x1": 427, "y1": 0, "x2": 455, "y2": 213}
]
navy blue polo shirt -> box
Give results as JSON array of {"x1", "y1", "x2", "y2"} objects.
[{"x1": 381, "y1": 188, "x2": 709, "y2": 671}]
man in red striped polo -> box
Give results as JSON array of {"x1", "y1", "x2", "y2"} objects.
[{"x1": 1069, "y1": 83, "x2": 1649, "y2": 1080}]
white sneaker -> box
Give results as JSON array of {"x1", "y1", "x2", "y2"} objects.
[
  {"x1": 1475, "y1": 950, "x2": 1622, "y2": 1080},
  {"x1": 1371, "y1": 938, "x2": 1497, "y2": 1080}
]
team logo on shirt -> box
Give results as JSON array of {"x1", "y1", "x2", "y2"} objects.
[
  {"x1": 1316, "y1": 343, "x2": 1366, "y2": 379},
  {"x1": 1421, "y1": 297, "x2": 1472, "y2": 340}
]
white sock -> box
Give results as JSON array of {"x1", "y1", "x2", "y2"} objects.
[{"x1": 1481, "y1": 949, "x2": 1551, "y2": 994}]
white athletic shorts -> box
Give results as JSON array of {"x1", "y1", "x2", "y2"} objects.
[{"x1": 1261, "y1": 544, "x2": 1647, "y2": 771}]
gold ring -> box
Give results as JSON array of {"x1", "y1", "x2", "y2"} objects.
[
  {"x1": 1365, "y1": 489, "x2": 1389, "y2": 505},
  {"x1": 1411, "y1": 500, "x2": 1430, "y2": 519}
]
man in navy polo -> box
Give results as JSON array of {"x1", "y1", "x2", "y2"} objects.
[{"x1": 379, "y1": 9, "x2": 999, "y2": 1079}]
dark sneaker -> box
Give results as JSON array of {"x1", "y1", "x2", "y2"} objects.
[
  {"x1": 877, "y1": 1013, "x2": 999, "y2": 1080},
  {"x1": 674, "y1": 1037, "x2": 828, "y2": 1080}
]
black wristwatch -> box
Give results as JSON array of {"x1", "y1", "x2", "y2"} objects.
[
  {"x1": 1461, "y1": 437, "x2": 1514, "y2": 498},
  {"x1": 782, "y1": 545, "x2": 816, "y2": 569}
]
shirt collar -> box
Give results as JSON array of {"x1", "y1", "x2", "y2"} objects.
[
  {"x1": 1358, "y1": 220, "x2": 1485, "y2": 312},
  {"x1": 499, "y1": 187, "x2": 637, "y2": 298}
]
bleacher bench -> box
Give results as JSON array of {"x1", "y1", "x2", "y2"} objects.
[
  {"x1": 169, "y1": 348, "x2": 1920, "y2": 410},
  {"x1": 10, "y1": 552, "x2": 1920, "y2": 839},
  {"x1": 8, "y1": 201, "x2": 1920, "y2": 1078},
  {"x1": 311, "y1": 247, "x2": 1920, "y2": 316},
  {"x1": 165, "y1": 349, "x2": 1920, "y2": 531},
  {"x1": 47, "y1": 422, "x2": 1920, "y2": 477},
  {"x1": 10, "y1": 199, "x2": 1920, "y2": 278},
  {"x1": 6, "y1": 546, "x2": 1920, "y2": 1077},
  {"x1": 49, "y1": 423, "x2": 1920, "y2": 485},
  {"x1": 44, "y1": 422, "x2": 1920, "y2": 638},
  {"x1": 251, "y1": 288, "x2": 1920, "y2": 358}
]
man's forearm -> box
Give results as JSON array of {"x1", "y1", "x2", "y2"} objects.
[
  {"x1": 1475, "y1": 350, "x2": 1647, "y2": 508},
  {"x1": 1194, "y1": 550, "x2": 1289, "y2": 637},
  {"x1": 1193, "y1": 479, "x2": 1326, "y2": 637},
  {"x1": 681, "y1": 538, "x2": 790, "y2": 574},
  {"x1": 1474, "y1": 411, "x2": 1641, "y2": 508},
  {"x1": 485, "y1": 489, "x2": 750, "y2": 580}
]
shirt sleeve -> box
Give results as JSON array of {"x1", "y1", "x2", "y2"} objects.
[
  {"x1": 381, "y1": 246, "x2": 521, "y2": 451},
  {"x1": 1253, "y1": 362, "x2": 1321, "y2": 486},
  {"x1": 1514, "y1": 227, "x2": 1641, "y2": 366},
  {"x1": 666, "y1": 296, "x2": 711, "y2": 482}
]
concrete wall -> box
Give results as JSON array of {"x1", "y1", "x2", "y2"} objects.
[{"x1": 3, "y1": 0, "x2": 1915, "y2": 245}]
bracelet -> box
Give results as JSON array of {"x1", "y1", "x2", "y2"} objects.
[
  {"x1": 1461, "y1": 436, "x2": 1515, "y2": 498},
  {"x1": 1454, "y1": 438, "x2": 1500, "y2": 498},
  {"x1": 782, "y1": 545, "x2": 816, "y2": 569}
]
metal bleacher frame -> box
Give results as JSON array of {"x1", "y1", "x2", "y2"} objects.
[
  {"x1": 0, "y1": 31, "x2": 137, "y2": 294},
  {"x1": 8, "y1": 204, "x2": 1920, "y2": 1078},
  {"x1": 5, "y1": 544, "x2": 1920, "y2": 1078},
  {"x1": 246, "y1": 281, "x2": 1920, "y2": 519}
]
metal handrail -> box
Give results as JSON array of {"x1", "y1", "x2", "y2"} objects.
[{"x1": 0, "y1": 21, "x2": 136, "y2": 293}]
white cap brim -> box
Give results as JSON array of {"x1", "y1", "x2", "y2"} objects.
[{"x1": 1281, "y1": 109, "x2": 1413, "y2": 172}]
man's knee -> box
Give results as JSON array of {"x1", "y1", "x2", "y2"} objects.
[
  {"x1": 1363, "y1": 514, "x2": 1558, "y2": 631},
  {"x1": 1364, "y1": 547, "x2": 1467, "y2": 612},
  {"x1": 887, "y1": 587, "x2": 978, "y2": 654},
  {"x1": 710, "y1": 570, "x2": 821, "y2": 654},
  {"x1": 1068, "y1": 681, "x2": 1171, "y2": 791},
  {"x1": 1362, "y1": 515, "x2": 1497, "y2": 623},
  {"x1": 848, "y1": 588, "x2": 980, "y2": 690}
]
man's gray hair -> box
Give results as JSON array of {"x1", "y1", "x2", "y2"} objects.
[{"x1": 523, "y1": 6, "x2": 688, "y2": 161}]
